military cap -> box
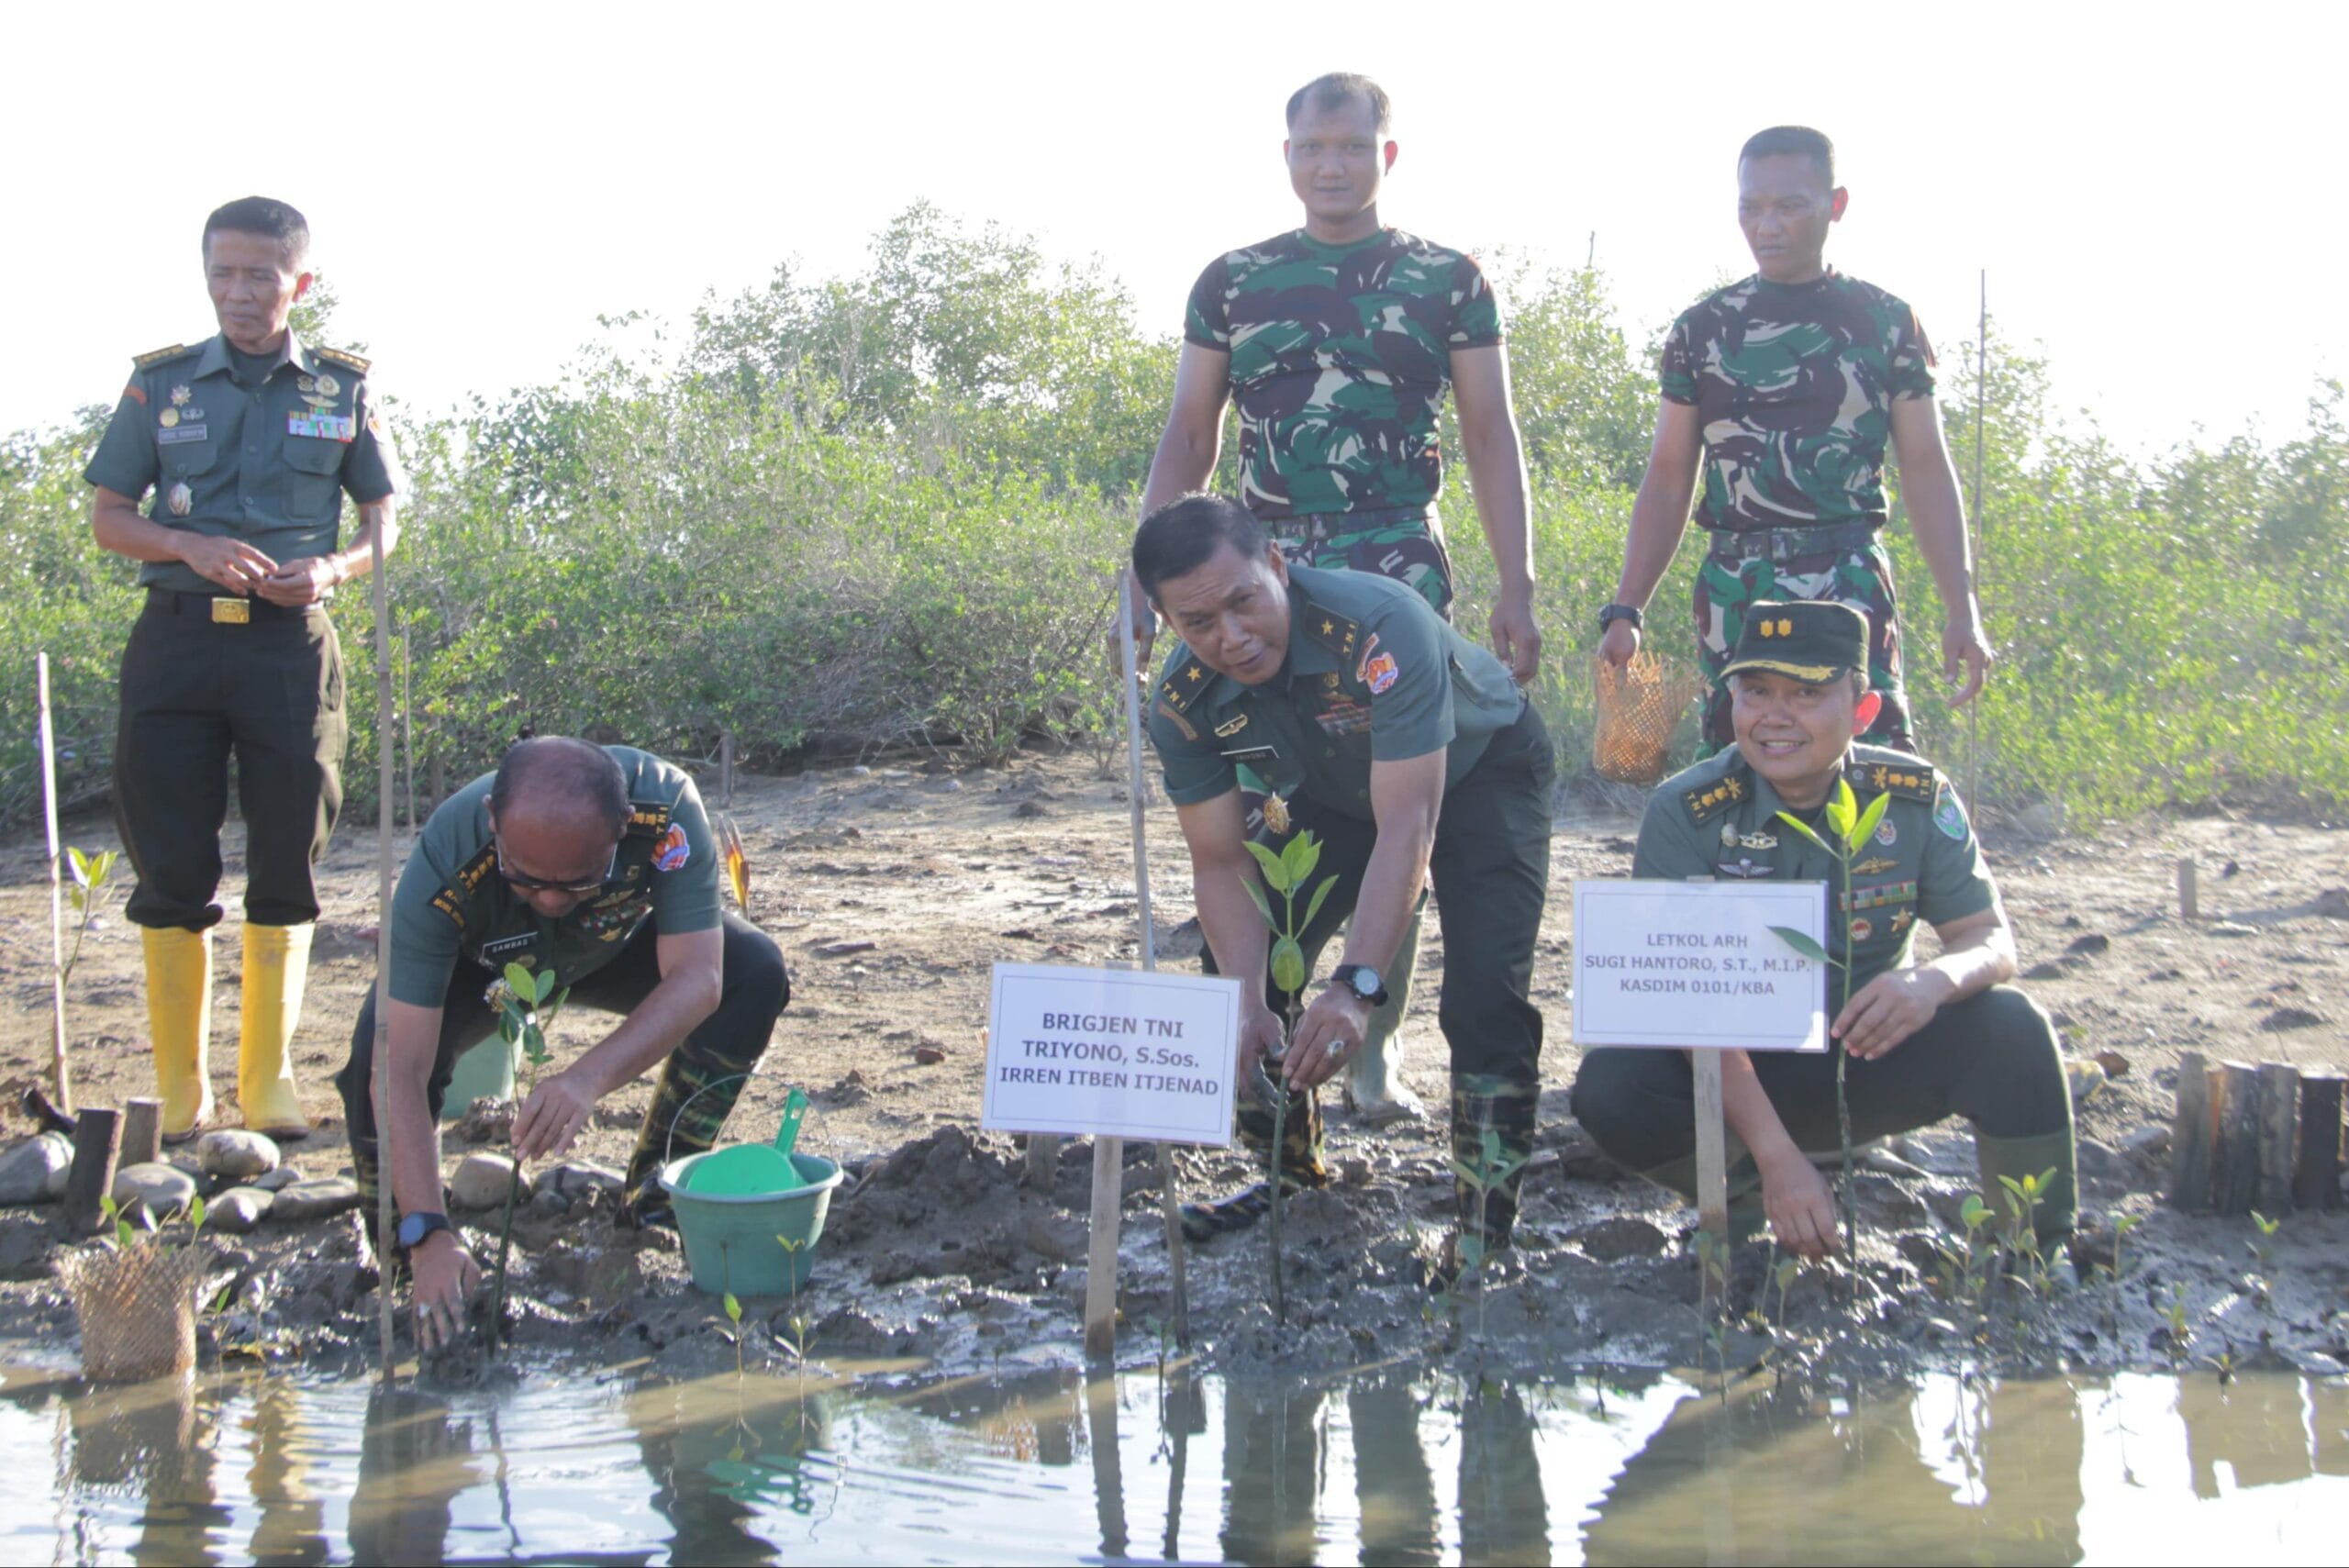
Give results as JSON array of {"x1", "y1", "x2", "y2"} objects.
[{"x1": 1720, "y1": 599, "x2": 1867, "y2": 684}]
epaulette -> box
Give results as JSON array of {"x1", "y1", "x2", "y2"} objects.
[
  {"x1": 624, "y1": 802, "x2": 674, "y2": 838},
  {"x1": 1682, "y1": 764, "x2": 1752, "y2": 825},
  {"x1": 132, "y1": 343, "x2": 190, "y2": 369},
  {"x1": 1158, "y1": 654, "x2": 1213, "y2": 715},
  {"x1": 1850, "y1": 752, "x2": 1938, "y2": 805},
  {"x1": 431, "y1": 845, "x2": 500, "y2": 928},
  {"x1": 1299, "y1": 603, "x2": 1362, "y2": 667},
  {"x1": 313, "y1": 345, "x2": 371, "y2": 373}
]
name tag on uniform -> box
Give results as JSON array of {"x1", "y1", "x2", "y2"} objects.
[
  {"x1": 479, "y1": 932, "x2": 536, "y2": 959},
  {"x1": 1221, "y1": 745, "x2": 1279, "y2": 766},
  {"x1": 158, "y1": 425, "x2": 208, "y2": 445},
  {"x1": 287, "y1": 413, "x2": 356, "y2": 441}
]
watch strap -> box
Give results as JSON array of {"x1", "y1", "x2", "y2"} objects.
[
  {"x1": 397, "y1": 1211, "x2": 452, "y2": 1251},
  {"x1": 1598, "y1": 603, "x2": 1645, "y2": 632}
]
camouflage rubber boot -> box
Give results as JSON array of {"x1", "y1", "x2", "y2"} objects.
[
  {"x1": 1179, "y1": 1077, "x2": 1326, "y2": 1241},
  {"x1": 1450, "y1": 1073, "x2": 1542, "y2": 1269},
  {"x1": 623, "y1": 1051, "x2": 756, "y2": 1227}
]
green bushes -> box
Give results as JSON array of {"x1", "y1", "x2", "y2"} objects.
[{"x1": 2, "y1": 207, "x2": 2343, "y2": 828}]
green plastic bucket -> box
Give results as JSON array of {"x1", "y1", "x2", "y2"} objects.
[
  {"x1": 658, "y1": 1151, "x2": 844, "y2": 1297},
  {"x1": 440, "y1": 1034, "x2": 518, "y2": 1120}
]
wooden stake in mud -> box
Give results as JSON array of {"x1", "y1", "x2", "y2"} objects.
[
  {"x1": 2177, "y1": 858, "x2": 2199, "y2": 921},
  {"x1": 2254, "y1": 1062, "x2": 2302, "y2": 1217},
  {"x1": 36, "y1": 652, "x2": 72, "y2": 1112},
  {"x1": 1117, "y1": 573, "x2": 1188, "y2": 1349},
  {"x1": 63, "y1": 1106, "x2": 120, "y2": 1237},
  {"x1": 2294, "y1": 1073, "x2": 2345, "y2": 1211},
  {"x1": 1685, "y1": 878, "x2": 1731, "y2": 1239},
  {"x1": 2212, "y1": 1060, "x2": 2263, "y2": 1217},
  {"x1": 368, "y1": 520, "x2": 398, "y2": 1376},
  {"x1": 2166, "y1": 1050, "x2": 2215, "y2": 1210}
]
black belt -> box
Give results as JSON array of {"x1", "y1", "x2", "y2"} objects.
[
  {"x1": 1706, "y1": 521, "x2": 1879, "y2": 565},
  {"x1": 146, "y1": 589, "x2": 321, "y2": 625},
  {"x1": 1257, "y1": 503, "x2": 1437, "y2": 536}
]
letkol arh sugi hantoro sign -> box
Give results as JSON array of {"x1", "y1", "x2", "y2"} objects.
[{"x1": 1571, "y1": 880, "x2": 1830, "y2": 1052}]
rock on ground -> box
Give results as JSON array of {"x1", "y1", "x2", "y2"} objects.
[
  {"x1": 197, "y1": 1129, "x2": 281, "y2": 1182},
  {"x1": 251, "y1": 1165, "x2": 306, "y2": 1193},
  {"x1": 0, "y1": 1135, "x2": 72, "y2": 1207},
  {"x1": 207, "y1": 1187, "x2": 274, "y2": 1233},
  {"x1": 111, "y1": 1162, "x2": 199, "y2": 1218},
  {"x1": 270, "y1": 1178, "x2": 360, "y2": 1223},
  {"x1": 451, "y1": 1152, "x2": 529, "y2": 1210}
]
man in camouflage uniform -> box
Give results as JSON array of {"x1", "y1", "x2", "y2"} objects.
[
  {"x1": 336, "y1": 737, "x2": 787, "y2": 1349},
  {"x1": 1572, "y1": 601, "x2": 2073, "y2": 1258},
  {"x1": 84, "y1": 195, "x2": 402, "y2": 1143},
  {"x1": 1134, "y1": 71, "x2": 1542, "y2": 1126},
  {"x1": 1598, "y1": 126, "x2": 1991, "y2": 752}
]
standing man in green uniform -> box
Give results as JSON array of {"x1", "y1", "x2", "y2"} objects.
[
  {"x1": 1598, "y1": 126, "x2": 1991, "y2": 753},
  {"x1": 1134, "y1": 71, "x2": 1542, "y2": 1124},
  {"x1": 84, "y1": 196, "x2": 402, "y2": 1142},
  {"x1": 1137, "y1": 496, "x2": 1553, "y2": 1264},
  {"x1": 336, "y1": 737, "x2": 788, "y2": 1346},
  {"x1": 1571, "y1": 602, "x2": 2073, "y2": 1257}
]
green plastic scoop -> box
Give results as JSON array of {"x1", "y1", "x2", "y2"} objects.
[{"x1": 684, "y1": 1087, "x2": 809, "y2": 1195}]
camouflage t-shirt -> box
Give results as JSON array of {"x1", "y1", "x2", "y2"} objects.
[
  {"x1": 1185, "y1": 228, "x2": 1503, "y2": 519},
  {"x1": 1660, "y1": 271, "x2": 1935, "y2": 533}
]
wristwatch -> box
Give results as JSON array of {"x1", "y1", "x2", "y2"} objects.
[
  {"x1": 1326, "y1": 964, "x2": 1388, "y2": 1006},
  {"x1": 395, "y1": 1211, "x2": 453, "y2": 1251},
  {"x1": 1598, "y1": 603, "x2": 1644, "y2": 633}
]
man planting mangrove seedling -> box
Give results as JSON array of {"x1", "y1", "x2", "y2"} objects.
[
  {"x1": 335, "y1": 737, "x2": 787, "y2": 1348},
  {"x1": 1571, "y1": 601, "x2": 2075, "y2": 1262},
  {"x1": 1131, "y1": 70, "x2": 1542, "y2": 1124},
  {"x1": 84, "y1": 195, "x2": 403, "y2": 1143},
  {"x1": 1597, "y1": 126, "x2": 1991, "y2": 753},
  {"x1": 1136, "y1": 495, "x2": 1553, "y2": 1267}
]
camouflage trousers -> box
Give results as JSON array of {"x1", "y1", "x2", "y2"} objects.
[
  {"x1": 1695, "y1": 537, "x2": 1914, "y2": 751},
  {"x1": 335, "y1": 911, "x2": 789, "y2": 1231},
  {"x1": 1264, "y1": 505, "x2": 1454, "y2": 618},
  {"x1": 1215, "y1": 706, "x2": 1553, "y2": 1251}
]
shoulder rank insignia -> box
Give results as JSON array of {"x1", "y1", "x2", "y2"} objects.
[
  {"x1": 312, "y1": 345, "x2": 372, "y2": 374},
  {"x1": 1299, "y1": 604, "x2": 1361, "y2": 666},
  {"x1": 433, "y1": 845, "x2": 499, "y2": 929},
  {"x1": 1855, "y1": 760, "x2": 1937, "y2": 804},
  {"x1": 1153, "y1": 700, "x2": 1199, "y2": 742},
  {"x1": 1682, "y1": 770, "x2": 1749, "y2": 825},
  {"x1": 132, "y1": 343, "x2": 189, "y2": 369},
  {"x1": 625, "y1": 803, "x2": 674, "y2": 838},
  {"x1": 1158, "y1": 654, "x2": 1212, "y2": 714}
]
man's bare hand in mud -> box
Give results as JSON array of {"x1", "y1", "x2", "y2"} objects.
[
  {"x1": 1235, "y1": 997, "x2": 1288, "y2": 1092},
  {"x1": 1759, "y1": 1148, "x2": 1840, "y2": 1260},
  {"x1": 1283, "y1": 985, "x2": 1372, "y2": 1090},
  {"x1": 513, "y1": 1067, "x2": 597, "y2": 1162},
  {"x1": 411, "y1": 1231, "x2": 482, "y2": 1351}
]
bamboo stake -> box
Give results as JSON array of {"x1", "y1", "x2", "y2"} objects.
[
  {"x1": 399, "y1": 631, "x2": 417, "y2": 832},
  {"x1": 1965, "y1": 272, "x2": 1987, "y2": 811},
  {"x1": 1685, "y1": 879, "x2": 1729, "y2": 1240},
  {"x1": 1119, "y1": 573, "x2": 1188, "y2": 1347},
  {"x1": 369, "y1": 527, "x2": 398, "y2": 1377},
  {"x1": 36, "y1": 652, "x2": 72, "y2": 1111}
]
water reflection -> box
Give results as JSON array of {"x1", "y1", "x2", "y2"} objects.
[{"x1": 2, "y1": 1356, "x2": 2344, "y2": 1563}]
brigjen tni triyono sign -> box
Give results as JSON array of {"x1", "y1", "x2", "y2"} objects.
[{"x1": 982, "y1": 963, "x2": 1241, "y2": 1144}]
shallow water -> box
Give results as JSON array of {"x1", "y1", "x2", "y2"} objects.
[{"x1": 0, "y1": 1356, "x2": 2340, "y2": 1564}]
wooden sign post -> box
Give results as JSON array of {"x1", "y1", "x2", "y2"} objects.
[{"x1": 36, "y1": 652, "x2": 72, "y2": 1112}]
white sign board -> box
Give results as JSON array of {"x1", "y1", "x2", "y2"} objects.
[
  {"x1": 983, "y1": 963, "x2": 1241, "y2": 1144},
  {"x1": 1571, "y1": 880, "x2": 1829, "y2": 1052}
]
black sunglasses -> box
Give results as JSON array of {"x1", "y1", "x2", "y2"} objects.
[{"x1": 495, "y1": 838, "x2": 618, "y2": 895}]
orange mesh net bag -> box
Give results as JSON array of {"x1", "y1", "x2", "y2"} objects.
[
  {"x1": 62, "y1": 1244, "x2": 206, "y2": 1383},
  {"x1": 1592, "y1": 651, "x2": 1701, "y2": 785}
]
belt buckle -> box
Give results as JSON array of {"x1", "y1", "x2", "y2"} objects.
[{"x1": 210, "y1": 597, "x2": 250, "y2": 625}]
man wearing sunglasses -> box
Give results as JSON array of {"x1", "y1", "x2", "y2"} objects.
[{"x1": 334, "y1": 736, "x2": 787, "y2": 1348}]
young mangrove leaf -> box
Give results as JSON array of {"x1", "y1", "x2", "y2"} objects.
[
  {"x1": 1245, "y1": 840, "x2": 1293, "y2": 895},
  {"x1": 1241, "y1": 878, "x2": 1276, "y2": 929},
  {"x1": 1270, "y1": 936, "x2": 1306, "y2": 997},
  {"x1": 503, "y1": 961, "x2": 537, "y2": 999},
  {"x1": 1846, "y1": 791, "x2": 1891, "y2": 853},
  {"x1": 1766, "y1": 925, "x2": 1832, "y2": 964},
  {"x1": 1775, "y1": 811, "x2": 1833, "y2": 853},
  {"x1": 534, "y1": 969, "x2": 558, "y2": 1004},
  {"x1": 1299, "y1": 874, "x2": 1337, "y2": 936},
  {"x1": 1824, "y1": 778, "x2": 1856, "y2": 839},
  {"x1": 1281, "y1": 831, "x2": 1319, "y2": 886}
]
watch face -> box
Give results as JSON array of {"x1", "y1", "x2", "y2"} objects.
[{"x1": 396, "y1": 1214, "x2": 425, "y2": 1247}]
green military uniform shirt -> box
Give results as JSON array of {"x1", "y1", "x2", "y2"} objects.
[
  {"x1": 1632, "y1": 742, "x2": 1998, "y2": 992},
  {"x1": 386, "y1": 746, "x2": 721, "y2": 1007},
  {"x1": 83, "y1": 332, "x2": 403, "y2": 595},
  {"x1": 1148, "y1": 565, "x2": 1523, "y2": 817}
]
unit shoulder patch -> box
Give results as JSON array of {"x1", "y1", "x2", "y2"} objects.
[
  {"x1": 132, "y1": 343, "x2": 191, "y2": 369},
  {"x1": 1158, "y1": 654, "x2": 1212, "y2": 714},
  {"x1": 624, "y1": 802, "x2": 674, "y2": 838},
  {"x1": 1682, "y1": 768, "x2": 1751, "y2": 825},
  {"x1": 1299, "y1": 603, "x2": 1362, "y2": 666},
  {"x1": 313, "y1": 345, "x2": 372, "y2": 373}
]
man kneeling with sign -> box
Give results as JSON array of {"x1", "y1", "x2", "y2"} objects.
[
  {"x1": 1571, "y1": 600, "x2": 2074, "y2": 1258},
  {"x1": 1137, "y1": 494, "x2": 1553, "y2": 1269},
  {"x1": 335, "y1": 737, "x2": 787, "y2": 1347}
]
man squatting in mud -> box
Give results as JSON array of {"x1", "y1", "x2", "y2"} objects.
[
  {"x1": 335, "y1": 737, "x2": 787, "y2": 1348},
  {"x1": 1138, "y1": 495, "x2": 1553, "y2": 1271},
  {"x1": 1572, "y1": 601, "x2": 2076, "y2": 1258},
  {"x1": 1133, "y1": 71, "x2": 1541, "y2": 1129}
]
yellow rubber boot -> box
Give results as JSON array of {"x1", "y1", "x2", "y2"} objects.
[
  {"x1": 140, "y1": 926, "x2": 214, "y2": 1142},
  {"x1": 239, "y1": 923, "x2": 315, "y2": 1139}
]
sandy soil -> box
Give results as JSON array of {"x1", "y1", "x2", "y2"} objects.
[{"x1": 0, "y1": 751, "x2": 2345, "y2": 1383}]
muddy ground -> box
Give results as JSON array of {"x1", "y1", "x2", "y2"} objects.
[{"x1": 1, "y1": 751, "x2": 2345, "y2": 1385}]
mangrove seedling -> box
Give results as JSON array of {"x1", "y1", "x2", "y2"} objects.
[
  {"x1": 1694, "y1": 1228, "x2": 1731, "y2": 1388},
  {"x1": 97, "y1": 1191, "x2": 206, "y2": 1250},
  {"x1": 1996, "y1": 1167, "x2": 2059, "y2": 1294},
  {"x1": 1768, "y1": 777, "x2": 1892, "y2": 1267},
  {"x1": 1240, "y1": 823, "x2": 1336, "y2": 1328},
  {"x1": 487, "y1": 961, "x2": 568, "y2": 1345},
  {"x1": 1452, "y1": 1127, "x2": 1529, "y2": 1338},
  {"x1": 59, "y1": 847, "x2": 119, "y2": 991}
]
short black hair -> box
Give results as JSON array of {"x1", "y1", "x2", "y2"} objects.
[
  {"x1": 1132, "y1": 495, "x2": 1269, "y2": 600},
  {"x1": 1738, "y1": 126, "x2": 1835, "y2": 187},
  {"x1": 1286, "y1": 72, "x2": 1391, "y2": 136},
  {"x1": 202, "y1": 196, "x2": 311, "y2": 268},
  {"x1": 490, "y1": 737, "x2": 630, "y2": 830}
]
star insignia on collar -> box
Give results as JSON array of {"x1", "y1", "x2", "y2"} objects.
[
  {"x1": 1320, "y1": 619, "x2": 1334, "y2": 635},
  {"x1": 1186, "y1": 666, "x2": 1202, "y2": 682}
]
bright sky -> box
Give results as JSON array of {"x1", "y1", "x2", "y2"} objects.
[{"x1": 7, "y1": 4, "x2": 2341, "y2": 456}]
